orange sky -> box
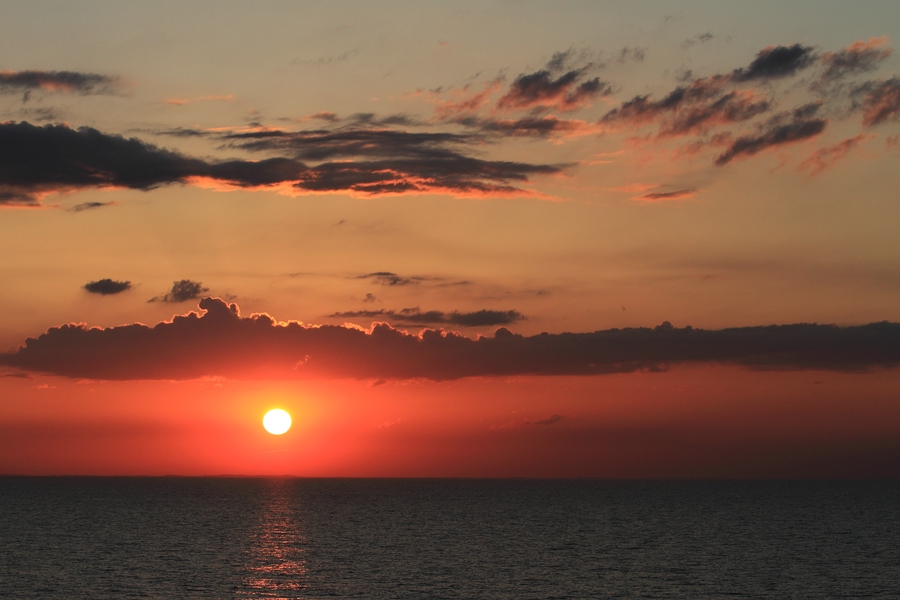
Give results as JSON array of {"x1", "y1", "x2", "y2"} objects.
[{"x1": 1, "y1": 2, "x2": 900, "y2": 476}]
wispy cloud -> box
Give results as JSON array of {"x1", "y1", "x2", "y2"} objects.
[{"x1": 0, "y1": 69, "x2": 121, "y2": 98}]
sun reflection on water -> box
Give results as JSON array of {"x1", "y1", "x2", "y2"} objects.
[{"x1": 236, "y1": 479, "x2": 308, "y2": 599}]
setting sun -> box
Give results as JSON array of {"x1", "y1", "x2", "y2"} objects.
[{"x1": 263, "y1": 409, "x2": 292, "y2": 435}]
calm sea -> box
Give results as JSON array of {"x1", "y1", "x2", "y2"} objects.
[{"x1": 1, "y1": 478, "x2": 898, "y2": 599}]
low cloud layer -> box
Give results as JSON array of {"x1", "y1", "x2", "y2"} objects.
[
  {"x1": 329, "y1": 307, "x2": 525, "y2": 327},
  {"x1": 2, "y1": 298, "x2": 898, "y2": 381}
]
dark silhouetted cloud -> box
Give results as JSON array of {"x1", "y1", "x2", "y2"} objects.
[
  {"x1": 0, "y1": 70, "x2": 120, "y2": 96},
  {"x1": 456, "y1": 115, "x2": 593, "y2": 138},
  {"x1": 0, "y1": 121, "x2": 562, "y2": 205},
  {"x1": 496, "y1": 68, "x2": 611, "y2": 112},
  {"x1": 601, "y1": 76, "x2": 767, "y2": 136},
  {"x1": 731, "y1": 44, "x2": 817, "y2": 82},
  {"x1": 70, "y1": 201, "x2": 113, "y2": 212},
  {"x1": 715, "y1": 110, "x2": 827, "y2": 165},
  {"x1": 149, "y1": 280, "x2": 209, "y2": 303},
  {"x1": 2, "y1": 299, "x2": 899, "y2": 381},
  {"x1": 84, "y1": 279, "x2": 132, "y2": 295},
  {"x1": 330, "y1": 307, "x2": 525, "y2": 327},
  {"x1": 638, "y1": 188, "x2": 696, "y2": 202},
  {"x1": 854, "y1": 77, "x2": 900, "y2": 126}
]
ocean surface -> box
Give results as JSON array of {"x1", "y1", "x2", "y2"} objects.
[{"x1": 1, "y1": 478, "x2": 898, "y2": 599}]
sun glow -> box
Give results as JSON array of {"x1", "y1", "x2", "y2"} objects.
[{"x1": 263, "y1": 409, "x2": 292, "y2": 435}]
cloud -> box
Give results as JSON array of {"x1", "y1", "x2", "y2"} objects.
[
  {"x1": 854, "y1": 77, "x2": 900, "y2": 126},
  {"x1": 454, "y1": 115, "x2": 595, "y2": 138},
  {"x1": 496, "y1": 68, "x2": 611, "y2": 112},
  {"x1": 731, "y1": 44, "x2": 817, "y2": 82},
  {"x1": 149, "y1": 280, "x2": 209, "y2": 303},
  {"x1": 330, "y1": 307, "x2": 525, "y2": 327},
  {"x1": 70, "y1": 201, "x2": 113, "y2": 212},
  {"x1": 682, "y1": 33, "x2": 714, "y2": 49},
  {"x1": 798, "y1": 134, "x2": 872, "y2": 175},
  {"x1": 160, "y1": 94, "x2": 233, "y2": 106},
  {"x1": 533, "y1": 414, "x2": 564, "y2": 426},
  {"x1": 2, "y1": 299, "x2": 899, "y2": 381},
  {"x1": 0, "y1": 70, "x2": 120, "y2": 96},
  {"x1": 819, "y1": 37, "x2": 893, "y2": 83},
  {"x1": 2, "y1": 372, "x2": 31, "y2": 379},
  {"x1": 84, "y1": 279, "x2": 132, "y2": 295},
  {"x1": 0, "y1": 121, "x2": 563, "y2": 205},
  {"x1": 356, "y1": 272, "x2": 423, "y2": 286},
  {"x1": 601, "y1": 77, "x2": 768, "y2": 137},
  {"x1": 616, "y1": 47, "x2": 646, "y2": 63},
  {"x1": 636, "y1": 188, "x2": 697, "y2": 202},
  {"x1": 715, "y1": 110, "x2": 827, "y2": 166}
]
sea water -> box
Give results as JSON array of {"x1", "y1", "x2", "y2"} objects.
[{"x1": 1, "y1": 478, "x2": 898, "y2": 599}]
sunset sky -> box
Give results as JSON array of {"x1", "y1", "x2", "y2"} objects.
[{"x1": 2, "y1": 1, "x2": 900, "y2": 477}]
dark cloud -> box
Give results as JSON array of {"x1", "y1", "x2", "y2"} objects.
[
  {"x1": 819, "y1": 37, "x2": 892, "y2": 83},
  {"x1": 84, "y1": 279, "x2": 131, "y2": 295},
  {"x1": 0, "y1": 70, "x2": 119, "y2": 96},
  {"x1": 455, "y1": 115, "x2": 590, "y2": 138},
  {"x1": 70, "y1": 201, "x2": 113, "y2": 212},
  {"x1": 2, "y1": 372, "x2": 31, "y2": 379},
  {"x1": 854, "y1": 77, "x2": 900, "y2": 127},
  {"x1": 0, "y1": 121, "x2": 562, "y2": 205},
  {"x1": 3, "y1": 298, "x2": 899, "y2": 381},
  {"x1": 534, "y1": 414, "x2": 564, "y2": 426},
  {"x1": 496, "y1": 69, "x2": 610, "y2": 112},
  {"x1": 220, "y1": 125, "x2": 472, "y2": 161},
  {"x1": 731, "y1": 44, "x2": 817, "y2": 82},
  {"x1": 715, "y1": 113, "x2": 827, "y2": 165},
  {"x1": 601, "y1": 78, "x2": 767, "y2": 136},
  {"x1": 329, "y1": 307, "x2": 525, "y2": 327},
  {"x1": 356, "y1": 272, "x2": 423, "y2": 286},
  {"x1": 639, "y1": 189, "x2": 696, "y2": 201},
  {"x1": 149, "y1": 280, "x2": 209, "y2": 303}
]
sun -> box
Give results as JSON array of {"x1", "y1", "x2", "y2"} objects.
[{"x1": 263, "y1": 408, "x2": 292, "y2": 435}]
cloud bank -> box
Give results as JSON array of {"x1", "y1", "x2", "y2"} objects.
[
  {"x1": 329, "y1": 307, "x2": 525, "y2": 327},
  {"x1": 2, "y1": 298, "x2": 899, "y2": 381},
  {"x1": 0, "y1": 121, "x2": 562, "y2": 205}
]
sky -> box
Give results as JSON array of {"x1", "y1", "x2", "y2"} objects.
[{"x1": 2, "y1": 0, "x2": 900, "y2": 477}]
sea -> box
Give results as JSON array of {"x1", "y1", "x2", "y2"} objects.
[{"x1": 1, "y1": 478, "x2": 898, "y2": 599}]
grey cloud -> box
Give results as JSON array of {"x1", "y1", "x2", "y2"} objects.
[
  {"x1": 0, "y1": 70, "x2": 120, "y2": 96},
  {"x1": 84, "y1": 279, "x2": 132, "y2": 295},
  {"x1": 149, "y1": 280, "x2": 209, "y2": 303},
  {"x1": 3, "y1": 298, "x2": 899, "y2": 381}
]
